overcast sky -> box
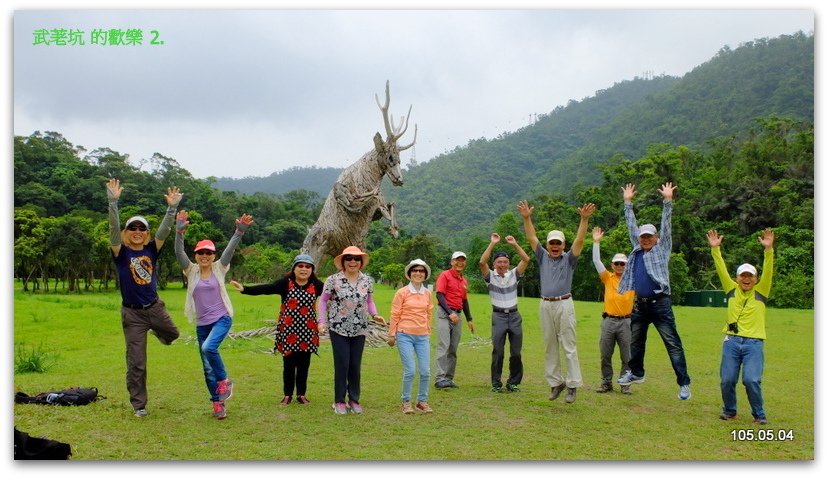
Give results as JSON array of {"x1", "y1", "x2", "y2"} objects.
[{"x1": 11, "y1": 6, "x2": 814, "y2": 180}]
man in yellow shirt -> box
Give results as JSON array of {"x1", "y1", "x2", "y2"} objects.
[
  {"x1": 591, "y1": 227, "x2": 636, "y2": 394},
  {"x1": 707, "y1": 228, "x2": 774, "y2": 425}
]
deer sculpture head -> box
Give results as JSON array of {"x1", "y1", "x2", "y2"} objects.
[{"x1": 372, "y1": 80, "x2": 417, "y2": 187}]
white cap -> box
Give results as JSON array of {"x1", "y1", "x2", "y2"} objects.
[
  {"x1": 611, "y1": 253, "x2": 628, "y2": 263},
  {"x1": 736, "y1": 263, "x2": 757, "y2": 276},
  {"x1": 451, "y1": 251, "x2": 467, "y2": 260},
  {"x1": 546, "y1": 230, "x2": 565, "y2": 243},
  {"x1": 638, "y1": 224, "x2": 657, "y2": 237},
  {"x1": 125, "y1": 216, "x2": 149, "y2": 229}
]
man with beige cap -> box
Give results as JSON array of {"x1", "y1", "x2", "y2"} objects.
[
  {"x1": 517, "y1": 200, "x2": 596, "y2": 404},
  {"x1": 591, "y1": 227, "x2": 636, "y2": 394}
]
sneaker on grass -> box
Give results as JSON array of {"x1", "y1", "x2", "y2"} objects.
[
  {"x1": 212, "y1": 401, "x2": 227, "y2": 420},
  {"x1": 618, "y1": 370, "x2": 645, "y2": 385},
  {"x1": 678, "y1": 384, "x2": 691, "y2": 400}
]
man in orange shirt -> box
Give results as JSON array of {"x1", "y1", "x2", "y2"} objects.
[
  {"x1": 434, "y1": 251, "x2": 476, "y2": 389},
  {"x1": 592, "y1": 227, "x2": 635, "y2": 394}
]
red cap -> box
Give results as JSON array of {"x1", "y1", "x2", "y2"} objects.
[{"x1": 194, "y1": 239, "x2": 216, "y2": 252}]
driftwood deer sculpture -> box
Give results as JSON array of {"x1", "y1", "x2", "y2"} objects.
[{"x1": 302, "y1": 81, "x2": 417, "y2": 266}]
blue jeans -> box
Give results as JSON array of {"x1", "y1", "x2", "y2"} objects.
[
  {"x1": 397, "y1": 332, "x2": 430, "y2": 403},
  {"x1": 196, "y1": 315, "x2": 232, "y2": 402},
  {"x1": 629, "y1": 296, "x2": 690, "y2": 386},
  {"x1": 720, "y1": 335, "x2": 765, "y2": 419}
]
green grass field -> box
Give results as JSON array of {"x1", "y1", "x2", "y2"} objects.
[{"x1": 12, "y1": 282, "x2": 814, "y2": 461}]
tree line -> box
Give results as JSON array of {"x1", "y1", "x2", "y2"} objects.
[{"x1": 14, "y1": 114, "x2": 813, "y2": 308}]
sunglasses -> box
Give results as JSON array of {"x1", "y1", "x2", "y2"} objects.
[
  {"x1": 548, "y1": 240, "x2": 563, "y2": 246},
  {"x1": 127, "y1": 225, "x2": 148, "y2": 231},
  {"x1": 410, "y1": 268, "x2": 426, "y2": 273},
  {"x1": 342, "y1": 255, "x2": 362, "y2": 262},
  {"x1": 613, "y1": 262, "x2": 627, "y2": 266},
  {"x1": 195, "y1": 250, "x2": 215, "y2": 255},
  {"x1": 295, "y1": 263, "x2": 313, "y2": 269}
]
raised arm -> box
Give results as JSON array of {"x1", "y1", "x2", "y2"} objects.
[
  {"x1": 570, "y1": 203, "x2": 596, "y2": 257},
  {"x1": 707, "y1": 229, "x2": 733, "y2": 291},
  {"x1": 591, "y1": 227, "x2": 606, "y2": 274},
  {"x1": 220, "y1": 213, "x2": 253, "y2": 266},
  {"x1": 622, "y1": 183, "x2": 639, "y2": 247},
  {"x1": 517, "y1": 200, "x2": 540, "y2": 252},
  {"x1": 154, "y1": 186, "x2": 183, "y2": 250},
  {"x1": 505, "y1": 235, "x2": 531, "y2": 275},
  {"x1": 658, "y1": 182, "x2": 675, "y2": 252},
  {"x1": 478, "y1": 232, "x2": 500, "y2": 277},
  {"x1": 174, "y1": 210, "x2": 193, "y2": 271},
  {"x1": 106, "y1": 178, "x2": 123, "y2": 256},
  {"x1": 756, "y1": 228, "x2": 775, "y2": 297}
]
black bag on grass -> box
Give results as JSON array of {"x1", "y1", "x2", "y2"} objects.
[
  {"x1": 15, "y1": 387, "x2": 102, "y2": 406},
  {"x1": 14, "y1": 427, "x2": 72, "y2": 460}
]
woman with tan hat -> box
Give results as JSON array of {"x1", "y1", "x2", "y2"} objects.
[
  {"x1": 387, "y1": 259, "x2": 435, "y2": 414},
  {"x1": 175, "y1": 209, "x2": 253, "y2": 420},
  {"x1": 318, "y1": 246, "x2": 386, "y2": 415}
]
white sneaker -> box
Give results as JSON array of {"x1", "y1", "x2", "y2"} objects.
[{"x1": 678, "y1": 384, "x2": 691, "y2": 400}]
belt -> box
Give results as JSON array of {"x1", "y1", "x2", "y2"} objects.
[
  {"x1": 542, "y1": 293, "x2": 571, "y2": 302},
  {"x1": 492, "y1": 306, "x2": 518, "y2": 314},
  {"x1": 122, "y1": 298, "x2": 158, "y2": 310},
  {"x1": 636, "y1": 294, "x2": 669, "y2": 304},
  {"x1": 604, "y1": 314, "x2": 631, "y2": 320}
]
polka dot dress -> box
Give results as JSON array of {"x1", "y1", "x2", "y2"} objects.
[{"x1": 276, "y1": 279, "x2": 321, "y2": 356}]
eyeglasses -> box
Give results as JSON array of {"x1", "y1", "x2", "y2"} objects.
[
  {"x1": 613, "y1": 262, "x2": 626, "y2": 266},
  {"x1": 343, "y1": 255, "x2": 362, "y2": 262},
  {"x1": 410, "y1": 268, "x2": 426, "y2": 273},
  {"x1": 548, "y1": 240, "x2": 563, "y2": 246},
  {"x1": 195, "y1": 250, "x2": 215, "y2": 255},
  {"x1": 127, "y1": 225, "x2": 148, "y2": 231},
  {"x1": 295, "y1": 263, "x2": 313, "y2": 269}
]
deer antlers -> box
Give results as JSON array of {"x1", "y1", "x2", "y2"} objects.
[{"x1": 375, "y1": 80, "x2": 417, "y2": 150}]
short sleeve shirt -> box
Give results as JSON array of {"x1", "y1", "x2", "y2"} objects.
[
  {"x1": 322, "y1": 271, "x2": 374, "y2": 337},
  {"x1": 534, "y1": 244, "x2": 578, "y2": 298},
  {"x1": 113, "y1": 243, "x2": 159, "y2": 306}
]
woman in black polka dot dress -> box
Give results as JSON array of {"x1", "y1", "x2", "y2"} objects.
[{"x1": 231, "y1": 254, "x2": 324, "y2": 405}]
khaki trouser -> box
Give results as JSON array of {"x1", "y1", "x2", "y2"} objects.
[
  {"x1": 121, "y1": 299, "x2": 179, "y2": 410},
  {"x1": 539, "y1": 298, "x2": 583, "y2": 388}
]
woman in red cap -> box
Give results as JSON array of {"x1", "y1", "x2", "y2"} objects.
[
  {"x1": 175, "y1": 209, "x2": 253, "y2": 420},
  {"x1": 318, "y1": 246, "x2": 386, "y2": 415}
]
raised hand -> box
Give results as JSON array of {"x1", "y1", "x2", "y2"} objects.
[
  {"x1": 176, "y1": 210, "x2": 190, "y2": 233},
  {"x1": 578, "y1": 203, "x2": 596, "y2": 218},
  {"x1": 659, "y1": 182, "x2": 677, "y2": 200},
  {"x1": 236, "y1": 213, "x2": 254, "y2": 226},
  {"x1": 706, "y1": 229, "x2": 723, "y2": 248},
  {"x1": 517, "y1": 200, "x2": 533, "y2": 218},
  {"x1": 490, "y1": 232, "x2": 501, "y2": 244},
  {"x1": 759, "y1": 228, "x2": 775, "y2": 250},
  {"x1": 622, "y1": 183, "x2": 636, "y2": 202},
  {"x1": 106, "y1": 178, "x2": 122, "y2": 200},
  {"x1": 165, "y1": 186, "x2": 183, "y2": 207},
  {"x1": 592, "y1": 227, "x2": 604, "y2": 242},
  {"x1": 505, "y1": 235, "x2": 517, "y2": 245}
]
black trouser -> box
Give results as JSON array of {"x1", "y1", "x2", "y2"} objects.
[
  {"x1": 282, "y1": 351, "x2": 312, "y2": 397},
  {"x1": 329, "y1": 331, "x2": 366, "y2": 404},
  {"x1": 491, "y1": 309, "x2": 523, "y2": 387}
]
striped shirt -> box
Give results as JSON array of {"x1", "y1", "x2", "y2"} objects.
[
  {"x1": 619, "y1": 200, "x2": 673, "y2": 296},
  {"x1": 484, "y1": 267, "x2": 522, "y2": 309}
]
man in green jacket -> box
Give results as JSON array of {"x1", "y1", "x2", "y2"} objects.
[{"x1": 706, "y1": 227, "x2": 775, "y2": 425}]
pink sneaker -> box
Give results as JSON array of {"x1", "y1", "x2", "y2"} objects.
[
  {"x1": 332, "y1": 402, "x2": 347, "y2": 415},
  {"x1": 212, "y1": 401, "x2": 227, "y2": 420},
  {"x1": 348, "y1": 401, "x2": 363, "y2": 414},
  {"x1": 216, "y1": 379, "x2": 233, "y2": 402}
]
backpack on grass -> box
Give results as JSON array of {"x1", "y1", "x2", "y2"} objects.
[
  {"x1": 14, "y1": 427, "x2": 72, "y2": 460},
  {"x1": 15, "y1": 387, "x2": 103, "y2": 406}
]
